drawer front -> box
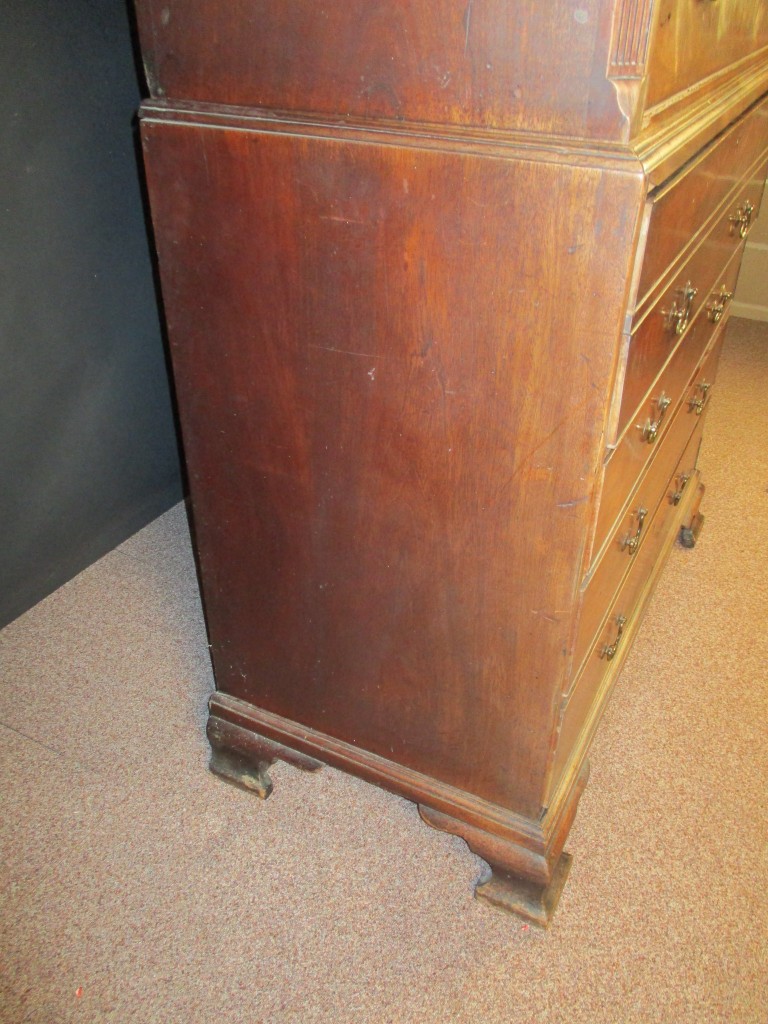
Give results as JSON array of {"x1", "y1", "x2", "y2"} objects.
[
  {"x1": 575, "y1": 328, "x2": 723, "y2": 681},
  {"x1": 636, "y1": 100, "x2": 768, "y2": 307},
  {"x1": 596, "y1": 323, "x2": 725, "y2": 558},
  {"x1": 618, "y1": 234, "x2": 743, "y2": 441},
  {"x1": 551, "y1": 425, "x2": 706, "y2": 791},
  {"x1": 645, "y1": 0, "x2": 768, "y2": 111}
]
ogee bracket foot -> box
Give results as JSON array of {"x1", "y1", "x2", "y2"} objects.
[{"x1": 207, "y1": 708, "x2": 323, "y2": 799}]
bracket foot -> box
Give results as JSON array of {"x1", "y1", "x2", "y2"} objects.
[
  {"x1": 207, "y1": 706, "x2": 323, "y2": 799},
  {"x1": 419, "y1": 759, "x2": 589, "y2": 926},
  {"x1": 475, "y1": 849, "x2": 573, "y2": 926}
]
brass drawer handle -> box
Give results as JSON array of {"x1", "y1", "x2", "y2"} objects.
[
  {"x1": 730, "y1": 199, "x2": 755, "y2": 240},
  {"x1": 621, "y1": 507, "x2": 648, "y2": 556},
  {"x1": 600, "y1": 614, "x2": 627, "y2": 661},
  {"x1": 707, "y1": 285, "x2": 733, "y2": 324},
  {"x1": 670, "y1": 473, "x2": 690, "y2": 506},
  {"x1": 689, "y1": 381, "x2": 712, "y2": 415},
  {"x1": 662, "y1": 281, "x2": 698, "y2": 336},
  {"x1": 640, "y1": 392, "x2": 671, "y2": 444}
]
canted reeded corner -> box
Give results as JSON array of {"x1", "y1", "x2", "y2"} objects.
[
  {"x1": 206, "y1": 699, "x2": 324, "y2": 799},
  {"x1": 419, "y1": 759, "x2": 590, "y2": 928}
]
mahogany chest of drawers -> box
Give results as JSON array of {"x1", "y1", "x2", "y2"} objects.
[{"x1": 134, "y1": 0, "x2": 768, "y2": 924}]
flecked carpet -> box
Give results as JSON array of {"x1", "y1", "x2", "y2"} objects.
[{"x1": 1, "y1": 317, "x2": 766, "y2": 1024}]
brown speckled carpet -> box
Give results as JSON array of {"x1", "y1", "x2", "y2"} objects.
[{"x1": 1, "y1": 317, "x2": 767, "y2": 1024}]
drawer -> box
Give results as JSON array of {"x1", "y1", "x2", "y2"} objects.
[
  {"x1": 551, "y1": 424, "x2": 706, "y2": 793},
  {"x1": 572, "y1": 357, "x2": 712, "y2": 685},
  {"x1": 645, "y1": 0, "x2": 768, "y2": 112},
  {"x1": 675, "y1": 412, "x2": 706, "y2": 489},
  {"x1": 595, "y1": 322, "x2": 725, "y2": 562},
  {"x1": 635, "y1": 99, "x2": 768, "y2": 307},
  {"x1": 574, "y1": 329, "x2": 722, "y2": 684},
  {"x1": 616, "y1": 234, "x2": 743, "y2": 442}
]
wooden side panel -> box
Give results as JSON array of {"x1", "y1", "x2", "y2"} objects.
[
  {"x1": 135, "y1": 0, "x2": 625, "y2": 139},
  {"x1": 141, "y1": 120, "x2": 642, "y2": 817}
]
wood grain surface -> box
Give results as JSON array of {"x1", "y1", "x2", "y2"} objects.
[
  {"x1": 142, "y1": 117, "x2": 642, "y2": 819},
  {"x1": 134, "y1": 0, "x2": 768, "y2": 923},
  {"x1": 646, "y1": 0, "x2": 768, "y2": 111},
  {"x1": 135, "y1": 0, "x2": 623, "y2": 138}
]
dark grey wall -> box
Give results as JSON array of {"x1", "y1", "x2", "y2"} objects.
[{"x1": 0, "y1": 1, "x2": 183, "y2": 628}]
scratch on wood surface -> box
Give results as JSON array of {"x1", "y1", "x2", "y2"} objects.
[
  {"x1": 556, "y1": 495, "x2": 589, "y2": 509},
  {"x1": 464, "y1": 0, "x2": 473, "y2": 54},
  {"x1": 492, "y1": 396, "x2": 593, "y2": 504},
  {"x1": 531, "y1": 609, "x2": 562, "y2": 624},
  {"x1": 420, "y1": 338, "x2": 450, "y2": 426},
  {"x1": 309, "y1": 344, "x2": 381, "y2": 358},
  {"x1": 319, "y1": 214, "x2": 365, "y2": 225},
  {"x1": 200, "y1": 133, "x2": 211, "y2": 184}
]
